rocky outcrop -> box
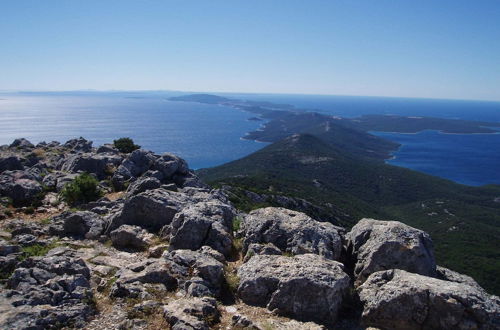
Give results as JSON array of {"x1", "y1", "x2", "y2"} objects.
[
  {"x1": 358, "y1": 269, "x2": 500, "y2": 330},
  {"x1": 110, "y1": 224, "x2": 153, "y2": 250},
  {"x1": 1, "y1": 137, "x2": 498, "y2": 330},
  {"x1": 242, "y1": 207, "x2": 343, "y2": 260},
  {"x1": 237, "y1": 254, "x2": 350, "y2": 326},
  {"x1": 163, "y1": 248, "x2": 226, "y2": 298},
  {"x1": 346, "y1": 218, "x2": 436, "y2": 284},
  {"x1": 2, "y1": 249, "x2": 95, "y2": 329},
  {"x1": 169, "y1": 201, "x2": 235, "y2": 257},
  {"x1": 0, "y1": 170, "x2": 43, "y2": 206},
  {"x1": 48, "y1": 210, "x2": 106, "y2": 239},
  {"x1": 163, "y1": 297, "x2": 220, "y2": 330},
  {"x1": 60, "y1": 153, "x2": 122, "y2": 179},
  {"x1": 106, "y1": 189, "x2": 186, "y2": 233}
]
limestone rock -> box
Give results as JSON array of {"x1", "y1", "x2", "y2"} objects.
[
  {"x1": 358, "y1": 269, "x2": 500, "y2": 330},
  {"x1": 106, "y1": 188, "x2": 186, "y2": 233},
  {"x1": 48, "y1": 211, "x2": 106, "y2": 239},
  {"x1": 126, "y1": 176, "x2": 161, "y2": 196},
  {"x1": 0, "y1": 171, "x2": 43, "y2": 206},
  {"x1": 169, "y1": 201, "x2": 235, "y2": 257},
  {"x1": 110, "y1": 224, "x2": 153, "y2": 250},
  {"x1": 243, "y1": 243, "x2": 282, "y2": 262},
  {"x1": 163, "y1": 297, "x2": 220, "y2": 330},
  {"x1": 1, "y1": 250, "x2": 95, "y2": 329},
  {"x1": 243, "y1": 207, "x2": 343, "y2": 260},
  {"x1": 237, "y1": 254, "x2": 350, "y2": 326},
  {"x1": 163, "y1": 248, "x2": 226, "y2": 298},
  {"x1": 346, "y1": 218, "x2": 436, "y2": 284}
]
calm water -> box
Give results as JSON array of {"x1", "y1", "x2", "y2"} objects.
[
  {"x1": 1, "y1": 92, "x2": 500, "y2": 186},
  {"x1": 0, "y1": 92, "x2": 267, "y2": 169},
  {"x1": 229, "y1": 93, "x2": 500, "y2": 186}
]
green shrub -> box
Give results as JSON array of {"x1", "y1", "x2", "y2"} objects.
[
  {"x1": 232, "y1": 216, "x2": 242, "y2": 232},
  {"x1": 60, "y1": 173, "x2": 102, "y2": 206},
  {"x1": 113, "y1": 137, "x2": 140, "y2": 153}
]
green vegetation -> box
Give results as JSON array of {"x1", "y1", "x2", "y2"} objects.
[
  {"x1": 60, "y1": 173, "x2": 102, "y2": 206},
  {"x1": 232, "y1": 216, "x2": 242, "y2": 232},
  {"x1": 224, "y1": 264, "x2": 240, "y2": 293},
  {"x1": 199, "y1": 133, "x2": 500, "y2": 295},
  {"x1": 20, "y1": 241, "x2": 60, "y2": 260},
  {"x1": 113, "y1": 137, "x2": 140, "y2": 153}
]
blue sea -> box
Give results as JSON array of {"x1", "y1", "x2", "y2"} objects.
[
  {"x1": 232, "y1": 93, "x2": 500, "y2": 186},
  {"x1": 1, "y1": 91, "x2": 500, "y2": 186},
  {"x1": 0, "y1": 92, "x2": 267, "y2": 169}
]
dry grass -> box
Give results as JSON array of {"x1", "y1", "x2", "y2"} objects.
[{"x1": 105, "y1": 191, "x2": 125, "y2": 201}]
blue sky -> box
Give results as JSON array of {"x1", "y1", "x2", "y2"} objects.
[{"x1": 1, "y1": 0, "x2": 499, "y2": 100}]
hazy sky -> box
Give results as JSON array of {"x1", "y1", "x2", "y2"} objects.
[{"x1": 1, "y1": 0, "x2": 499, "y2": 100}]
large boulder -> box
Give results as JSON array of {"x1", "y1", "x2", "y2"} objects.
[
  {"x1": 358, "y1": 269, "x2": 500, "y2": 330},
  {"x1": 110, "y1": 224, "x2": 153, "y2": 250},
  {"x1": 0, "y1": 171, "x2": 43, "y2": 206},
  {"x1": 126, "y1": 176, "x2": 161, "y2": 196},
  {"x1": 169, "y1": 201, "x2": 235, "y2": 257},
  {"x1": 63, "y1": 137, "x2": 93, "y2": 153},
  {"x1": 346, "y1": 218, "x2": 436, "y2": 284},
  {"x1": 2, "y1": 249, "x2": 95, "y2": 329},
  {"x1": 60, "y1": 153, "x2": 122, "y2": 179},
  {"x1": 152, "y1": 152, "x2": 189, "y2": 178},
  {"x1": 0, "y1": 155, "x2": 24, "y2": 172},
  {"x1": 9, "y1": 138, "x2": 34, "y2": 150},
  {"x1": 163, "y1": 297, "x2": 220, "y2": 330},
  {"x1": 242, "y1": 207, "x2": 343, "y2": 261},
  {"x1": 163, "y1": 248, "x2": 226, "y2": 298},
  {"x1": 106, "y1": 188, "x2": 187, "y2": 233},
  {"x1": 237, "y1": 254, "x2": 350, "y2": 326},
  {"x1": 48, "y1": 211, "x2": 106, "y2": 239}
]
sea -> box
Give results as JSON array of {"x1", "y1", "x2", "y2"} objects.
[{"x1": 1, "y1": 91, "x2": 500, "y2": 186}]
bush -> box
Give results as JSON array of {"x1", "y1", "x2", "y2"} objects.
[
  {"x1": 60, "y1": 173, "x2": 102, "y2": 205},
  {"x1": 113, "y1": 137, "x2": 140, "y2": 153}
]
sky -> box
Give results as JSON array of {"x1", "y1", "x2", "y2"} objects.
[{"x1": 1, "y1": 0, "x2": 499, "y2": 101}]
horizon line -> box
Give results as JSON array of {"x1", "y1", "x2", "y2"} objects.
[{"x1": 1, "y1": 88, "x2": 499, "y2": 104}]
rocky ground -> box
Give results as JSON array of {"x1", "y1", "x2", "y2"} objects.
[{"x1": 0, "y1": 137, "x2": 499, "y2": 330}]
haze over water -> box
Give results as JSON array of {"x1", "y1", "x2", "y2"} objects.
[{"x1": 1, "y1": 91, "x2": 499, "y2": 186}]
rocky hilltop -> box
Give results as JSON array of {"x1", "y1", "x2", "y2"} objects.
[{"x1": 0, "y1": 137, "x2": 498, "y2": 329}]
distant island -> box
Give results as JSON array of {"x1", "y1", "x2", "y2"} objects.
[{"x1": 170, "y1": 94, "x2": 500, "y2": 137}]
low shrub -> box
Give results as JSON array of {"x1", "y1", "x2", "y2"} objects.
[
  {"x1": 113, "y1": 137, "x2": 140, "y2": 153},
  {"x1": 60, "y1": 173, "x2": 102, "y2": 206}
]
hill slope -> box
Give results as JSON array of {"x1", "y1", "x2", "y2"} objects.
[{"x1": 199, "y1": 133, "x2": 500, "y2": 295}]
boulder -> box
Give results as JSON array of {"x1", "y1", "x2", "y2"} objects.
[
  {"x1": 2, "y1": 250, "x2": 95, "y2": 329},
  {"x1": 152, "y1": 152, "x2": 188, "y2": 178},
  {"x1": 61, "y1": 153, "x2": 106, "y2": 178},
  {"x1": 106, "y1": 188, "x2": 187, "y2": 233},
  {"x1": 0, "y1": 239, "x2": 21, "y2": 256},
  {"x1": 0, "y1": 155, "x2": 24, "y2": 172},
  {"x1": 112, "y1": 261, "x2": 178, "y2": 294},
  {"x1": 358, "y1": 269, "x2": 500, "y2": 330},
  {"x1": 243, "y1": 207, "x2": 343, "y2": 260},
  {"x1": 346, "y1": 218, "x2": 436, "y2": 284},
  {"x1": 243, "y1": 243, "x2": 282, "y2": 262},
  {"x1": 237, "y1": 254, "x2": 350, "y2": 326},
  {"x1": 110, "y1": 225, "x2": 153, "y2": 250},
  {"x1": 96, "y1": 144, "x2": 119, "y2": 154},
  {"x1": 169, "y1": 201, "x2": 235, "y2": 257},
  {"x1": 163, "y1": 248, "x2": 226, "y2": 298},
  {"x1": 48, "y1": 211, "x2": 106, "y2": 239},
  {"x1": 63, "y1": 137, "x2": 93, "y2": 153},
  {"x1": 9, "y1": 138, "x2": 34, "y2": 149},
  {"x1": 436, "y1": 265, "x2": 486, "y2": 293},
  {"x1": 163, "y1": 297, "x2": 220, "y2": 330},
  {"x1": 60, "y1": 153, "x2": 122, "y2": 179},
  {"x1": 0, "y1": 171, "x2": 43, "y2": 206},
  {"x1": 126, "y1": 176, "x2": 161, "y2": 196}
]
